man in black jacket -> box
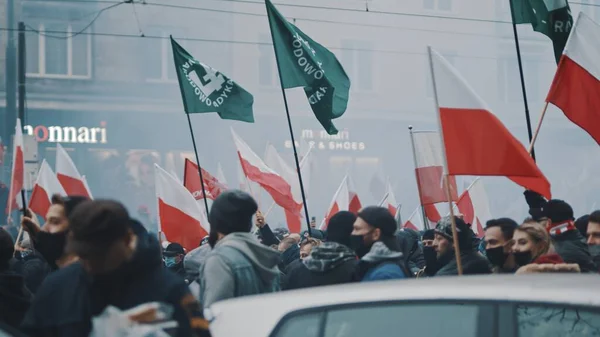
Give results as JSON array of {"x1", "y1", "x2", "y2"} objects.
[
  {"x1": 22, "y1": 200, "x2": 210, "y2": 337},
  {"x1": 433, "y1": 216, "x2": 491, "y2": 276},
  {"x1": 283, "y1": 211, "x2": 357, "y2": 290},
  {"x1": 0, "y1": 228, "x2": 31, "y2": 330}
]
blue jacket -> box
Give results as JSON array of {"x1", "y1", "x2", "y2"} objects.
[
  {"x1": 362, "y1": 262, "x2": 406, "y2": 282},
  {"x1": 359, "y1": 242, "x2": 408, "y2": 282}
]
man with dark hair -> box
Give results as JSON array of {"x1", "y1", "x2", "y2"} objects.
[
  {"x1": 417, "y1": 229, "x2": 439, "y2": 277},
  {"x1": 484, "y1": 218, "x2": 518, "y2": 274},
  {"x1": 283, "y1": 211, "x2": 358, "y2": 290},
  {"x1": 433, "y1": 216, "x2": 491, "y2": 276},
  {"x1": 586, "y1": 210, "x2": 600, "y2": 271},
  {"x1": 0, "y1": 228, "x2": 31, "y2": 329},
  {"x1": 22, "y1": 200, "x2": 210, "y2": 337},
  {"x1": 20, "y1": 194, "x2": 88, "y2": 270},
  {"x1": 163, "y1": 242, "x2": 186, "y2": 280},
  {"x1": 200, "y1": 190, "x2": 280, "y2": 308},
  {"x1": 352, "y1": 206, "x2": 409, "y2": 282}
]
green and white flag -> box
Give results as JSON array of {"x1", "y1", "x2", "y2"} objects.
[
  {"x1": 511, "y1": 0, "x2": 573, "y2": 63},
  {"x1": 170, "y1": 37, "x2": 254, "y2": 123},
  {"x1": 265, "y1": 0, "x2": 350, "y2": 135}
]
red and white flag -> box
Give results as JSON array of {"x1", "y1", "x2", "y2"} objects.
[
  {"x1": 378, "y1": 181, "x2": 399, "y2": 217},
  {"x1": 429, "y1": 47, "x2": 551, "y2": 199},
  {"x1": 320, "y1": 175, "x2": 350, "y2": 230},
  {"x1": 232, "y1": 129, "x2": 301, "y2": 214},
  {"x1": 403, "y1": 208, "x2": 424, "y2": 231},
  {"x1": 155, "y1": 164, "x2": 209, "y2": 252},
  {"x1": 29, "y1": 160, "x2": 66, "y2": 216},
  {"x1": 547, "y1": 13, "x2": 600, "y2": 146},
  {"x1": 183, "y1": 159, "x2": 226, "y2": 201},
  {"x1": 216, "y1": 162, "x2": 228, "y2": 187},
  {"x1": 348, "y1": 175, "x2": 362, "y2": 214},
  {"x1": 56, "y1": 143, "x2": 92, "y2": 198},
  {"x1": 424, "y1": 203, "x2": 442, "y2": 225},
  {"x1": 455, "y1": 177, "x2": 492, "y2": 238},
  {"x1": 410, "y1": 130, "x2": 458, "y2": 205},
  {"x1": 6, "y1": 119, "x2": 25, "y2": 214}
]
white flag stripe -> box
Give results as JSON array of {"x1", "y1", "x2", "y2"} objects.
[{"x1": 564, "y1": 12, "x2": 600, "y2": 81}]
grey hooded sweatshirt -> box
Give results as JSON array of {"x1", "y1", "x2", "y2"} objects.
[{"x1": 199, "y1": 233, "x2": 280, "y2": 308}]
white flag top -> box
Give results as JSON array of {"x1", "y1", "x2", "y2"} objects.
[
  {"x1": 29, "y1": 160, "x2": 66, "y2": 216},
  {"x1": 56, "y1": 143, "x2": 92, "y2": 198}
]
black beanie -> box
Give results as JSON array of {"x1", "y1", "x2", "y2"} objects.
[
  {"x1": 434, "y1": 216, "x2": 471, "y2": 250},
  {"x1": 326, "y1": 211, "x2": 356, "y2": 247},
  {"x1": 209, "y1": 190, "x2": 258, "y2": 235},
  {"x1": 422, "y1": 229, "x2": 435, "y2": 241},
  {"x1": 542, "y1": 199, "x2": 574, "y2": 224},
  {"x1": 357, "y1": 206, "x2": 397, "y2": 237}
]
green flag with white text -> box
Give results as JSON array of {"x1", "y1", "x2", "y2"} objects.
[
  {"x1": 511, "y1": 0, "x2": 573, "y2": 63},
  {"x1": 265, "y1": 0, "x2": 350, "y2": 135},
  {"x1": 171, "y1": 37, "x2": 254, "y2": 123}
]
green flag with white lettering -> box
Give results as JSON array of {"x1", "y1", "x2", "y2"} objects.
[
  {"x1": 265, "y1": 0, "x2": 350, "y2": 135},
  {"x1": 511, "y1": 0, "x2": 573, "y2": 63},
  {"x1": 170, "y1": 37, "x2": 254, "y2": 123}
]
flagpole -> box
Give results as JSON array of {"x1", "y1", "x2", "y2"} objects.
[
  {"x1": 266, "y1": 7, "x2": 312, "y2": 237},
  {"x1": 17, "y1": 22, "x2": 26, "y2": 216},
  {"x1": 527, "y1": 102, "x2": 549, "y2": 154},
  {"x1": 509, "y1": 0, "x2": 537, "y2": 162},
  {"x1": 184, "y1": 113, "x2": 210, "y2": 216},
  {"x1": 427, "y1": 46, "x2": 463, "y2": 276},
  {"x1": 408, "y1": 126, "x2": 430, "y2": 230}
]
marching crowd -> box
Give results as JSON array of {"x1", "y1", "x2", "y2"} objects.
[{"x1": 1, "y1": 189, "x2": 599, "y2": 336}]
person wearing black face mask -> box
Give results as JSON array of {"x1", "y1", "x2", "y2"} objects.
[
  {"x1": 483, "y1": 218, "x2": 518, "y2": 274},
  {"x1": 19, "y1": 195, "x2": 88, "y2": 271},
  {"x1": 351, "y1": 207, "x2": 410, "y2": 282},
  {"x1": 417, "y1": 230, "x2": 439, "y2": 277}
]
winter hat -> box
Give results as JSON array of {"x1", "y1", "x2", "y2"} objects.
[
  {"x1": 326, "y1": 211, "x2": 356, "y2": 247},
  {"x1": 434, "y1": 216, "x2": 472, "y2": 250},
  {"x1": 422, "y1": 229, "x2": 435, "y2": 241},
  {"x1": 272, "y1": 227, "x2": 290, "y2": 241},
  {"x1": 542, "y1": 199, "x2": 574, "y2": 224},
  {"x1": 357, "y1": 206, "x2": 397, "y2": 237},
  {"x1": 209, "y1": 190, "x2": 258, "y2": 235},
  {"x1": 164, "y1": 242, "x2": 185, "y2": 257}
]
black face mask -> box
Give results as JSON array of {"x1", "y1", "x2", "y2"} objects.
[
  {"x1": 35, "y1": 231, "x2": 68, "y2": 268},
  {"x1": 513, "y1": 251, "x2": 533, "y2": 266},
  {"x1": 422, "y1": 246, "x2": 439, "y2": 275},
  {"x1": 486, "y1": 246, "x2": 508, "y2": 267},
  {"x1": 350, "y1": 235, "x2": 373, "y2": 259}
]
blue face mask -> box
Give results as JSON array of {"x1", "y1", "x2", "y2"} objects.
[{"x1": 163, "y1": 256, "x2": 180, "y2": 268}]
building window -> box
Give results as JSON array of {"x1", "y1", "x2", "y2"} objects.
[
  {"x1": 497, "y1": 57, "x2": 539, "y2": 103},
  {"x1": 424, "y1": 0, "x2": 452, "y2": 11},
  {"x1": 341, "y1": 40, "x2": 373, "y2": 91},
  {"x1": 26, "y1": 23, "x2": 92, "y2": 79},
  {"x1": 426, "y1": 52, "x2": 455, "y2": 98},
  {"x1": 258, "y1": 33, "x2": 277, "y2": 87},
  {"x1": 146, "y1": 30, "x2": 178, "y2": 83}
]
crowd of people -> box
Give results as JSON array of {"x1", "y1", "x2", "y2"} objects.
[{"x1": 1, "y1": 189, "x2": 599, "y2": 336}]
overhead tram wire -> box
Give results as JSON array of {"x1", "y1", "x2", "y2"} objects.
[{"x1": 0, "y1": 26, "x2": 558, "y2": 65}]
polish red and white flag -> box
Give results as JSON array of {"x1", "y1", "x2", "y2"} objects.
[
  {"x1": 456, "y1": 177, "x2": 492, "y2": 238},
  {"x1": 29, "y1": 160, "x2": 66, "y2": 216},
  {"x1": 56, "y1": 143, "x2": 92, "y2": 198},
  {"x1": 320, "y1": 175, "x2": 350, "y2": 231},
  {"x1": 378, "y1": 181, "x2": 399, "y2": 218},
  {"x1": 429, "y1": 47, "x2": 551, "y2": 199},
  {"x1": 403, "y1": 208, "x2": 424, "y2": 231},
  {"x1": 5, "y1": 119, "x2": 25, "y2": 214},
  {"x1": 547, "y1": 12, "x2": 600, "y2": 147},
  {"x1": 155, "y1": 164, "x2": 209, "y2": 251},
  {"x1": 232, "y1": 129, "x2": 301, "y2": 214}
]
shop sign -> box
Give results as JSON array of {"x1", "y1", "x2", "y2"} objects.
[
  {"x1": 23, "y1": 122, "x2": 108, "y2": 144},
  {"x1": 284, "y1": 129, "x2": 366, "y2": 152}
]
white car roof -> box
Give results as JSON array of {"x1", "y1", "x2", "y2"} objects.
[{"x1": 208, "y1": 274, "x2": 600, "y2": 337}]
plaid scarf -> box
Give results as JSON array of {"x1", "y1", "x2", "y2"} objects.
[
  {"x1": 303, "y1": 242, "x2": 356, "y2": 272},
  {"x1": 548, "y1": 221, "x2": 576, "y2": 237}
]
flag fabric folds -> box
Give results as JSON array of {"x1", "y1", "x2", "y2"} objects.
[
  {"x1": 264, "y1": 0, "x2": 350, "y2": 135},
  {"x1": 183, "y1": 159, "x2": 227, "y2": 201},
  {"x1": 29, "y1": 160, "x2": 66, "y2": 217},
  {"x1": 403, "y1": 208, "x2": 424, "y2": 231},
  {"x1": 6, "y1": 119, "x2": 24, "y2": 214},
  {"x1": 429, "y1": 47, "x2": 552, "y2": 200},
  {"x1": 510, "y1": 0, "x2": 572, "y2": 63},
  {"x1": 232, "y1": 129, "x2": 301, "y2": 214},
  {"x1": 321, "y1": 175, "x2": 350, "y2": 230},
  {"x1": 455, "y1": 178, "x2": 492, "y2": 238},
  {"x1": 56, "y1": 144, "x2": 92, "y2": 199},
  {"x1": 411, "y1": 130, "x2": 458, "y2": 205},
  {"x1": 546, "y1": 12, "x2": 600, "y2": 146},
  {"x1": 170, "y1": 37, "x2": 254, "y2": 123},
  {"x1": 379, "y1": 181, "x2": 398, "y2": 218},
  {"x1": 155, "y1": 164, "x2": 209, "y2": 252}
]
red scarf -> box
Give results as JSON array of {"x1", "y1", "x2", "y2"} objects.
[{"x1": 547, "y1": 221, "x2": 576, "y2": 237}]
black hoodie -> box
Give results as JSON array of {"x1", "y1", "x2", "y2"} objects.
[
  {"x1": 0, "y1": 271, "x2": 32, "y2": 329},
  {"x1": 22, "y1": 233, "x2": 207, "y2": 337}
]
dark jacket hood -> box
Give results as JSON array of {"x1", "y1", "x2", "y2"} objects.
[{"x1": 303, "y1": 242, "x2": 356, "y2": 272}]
